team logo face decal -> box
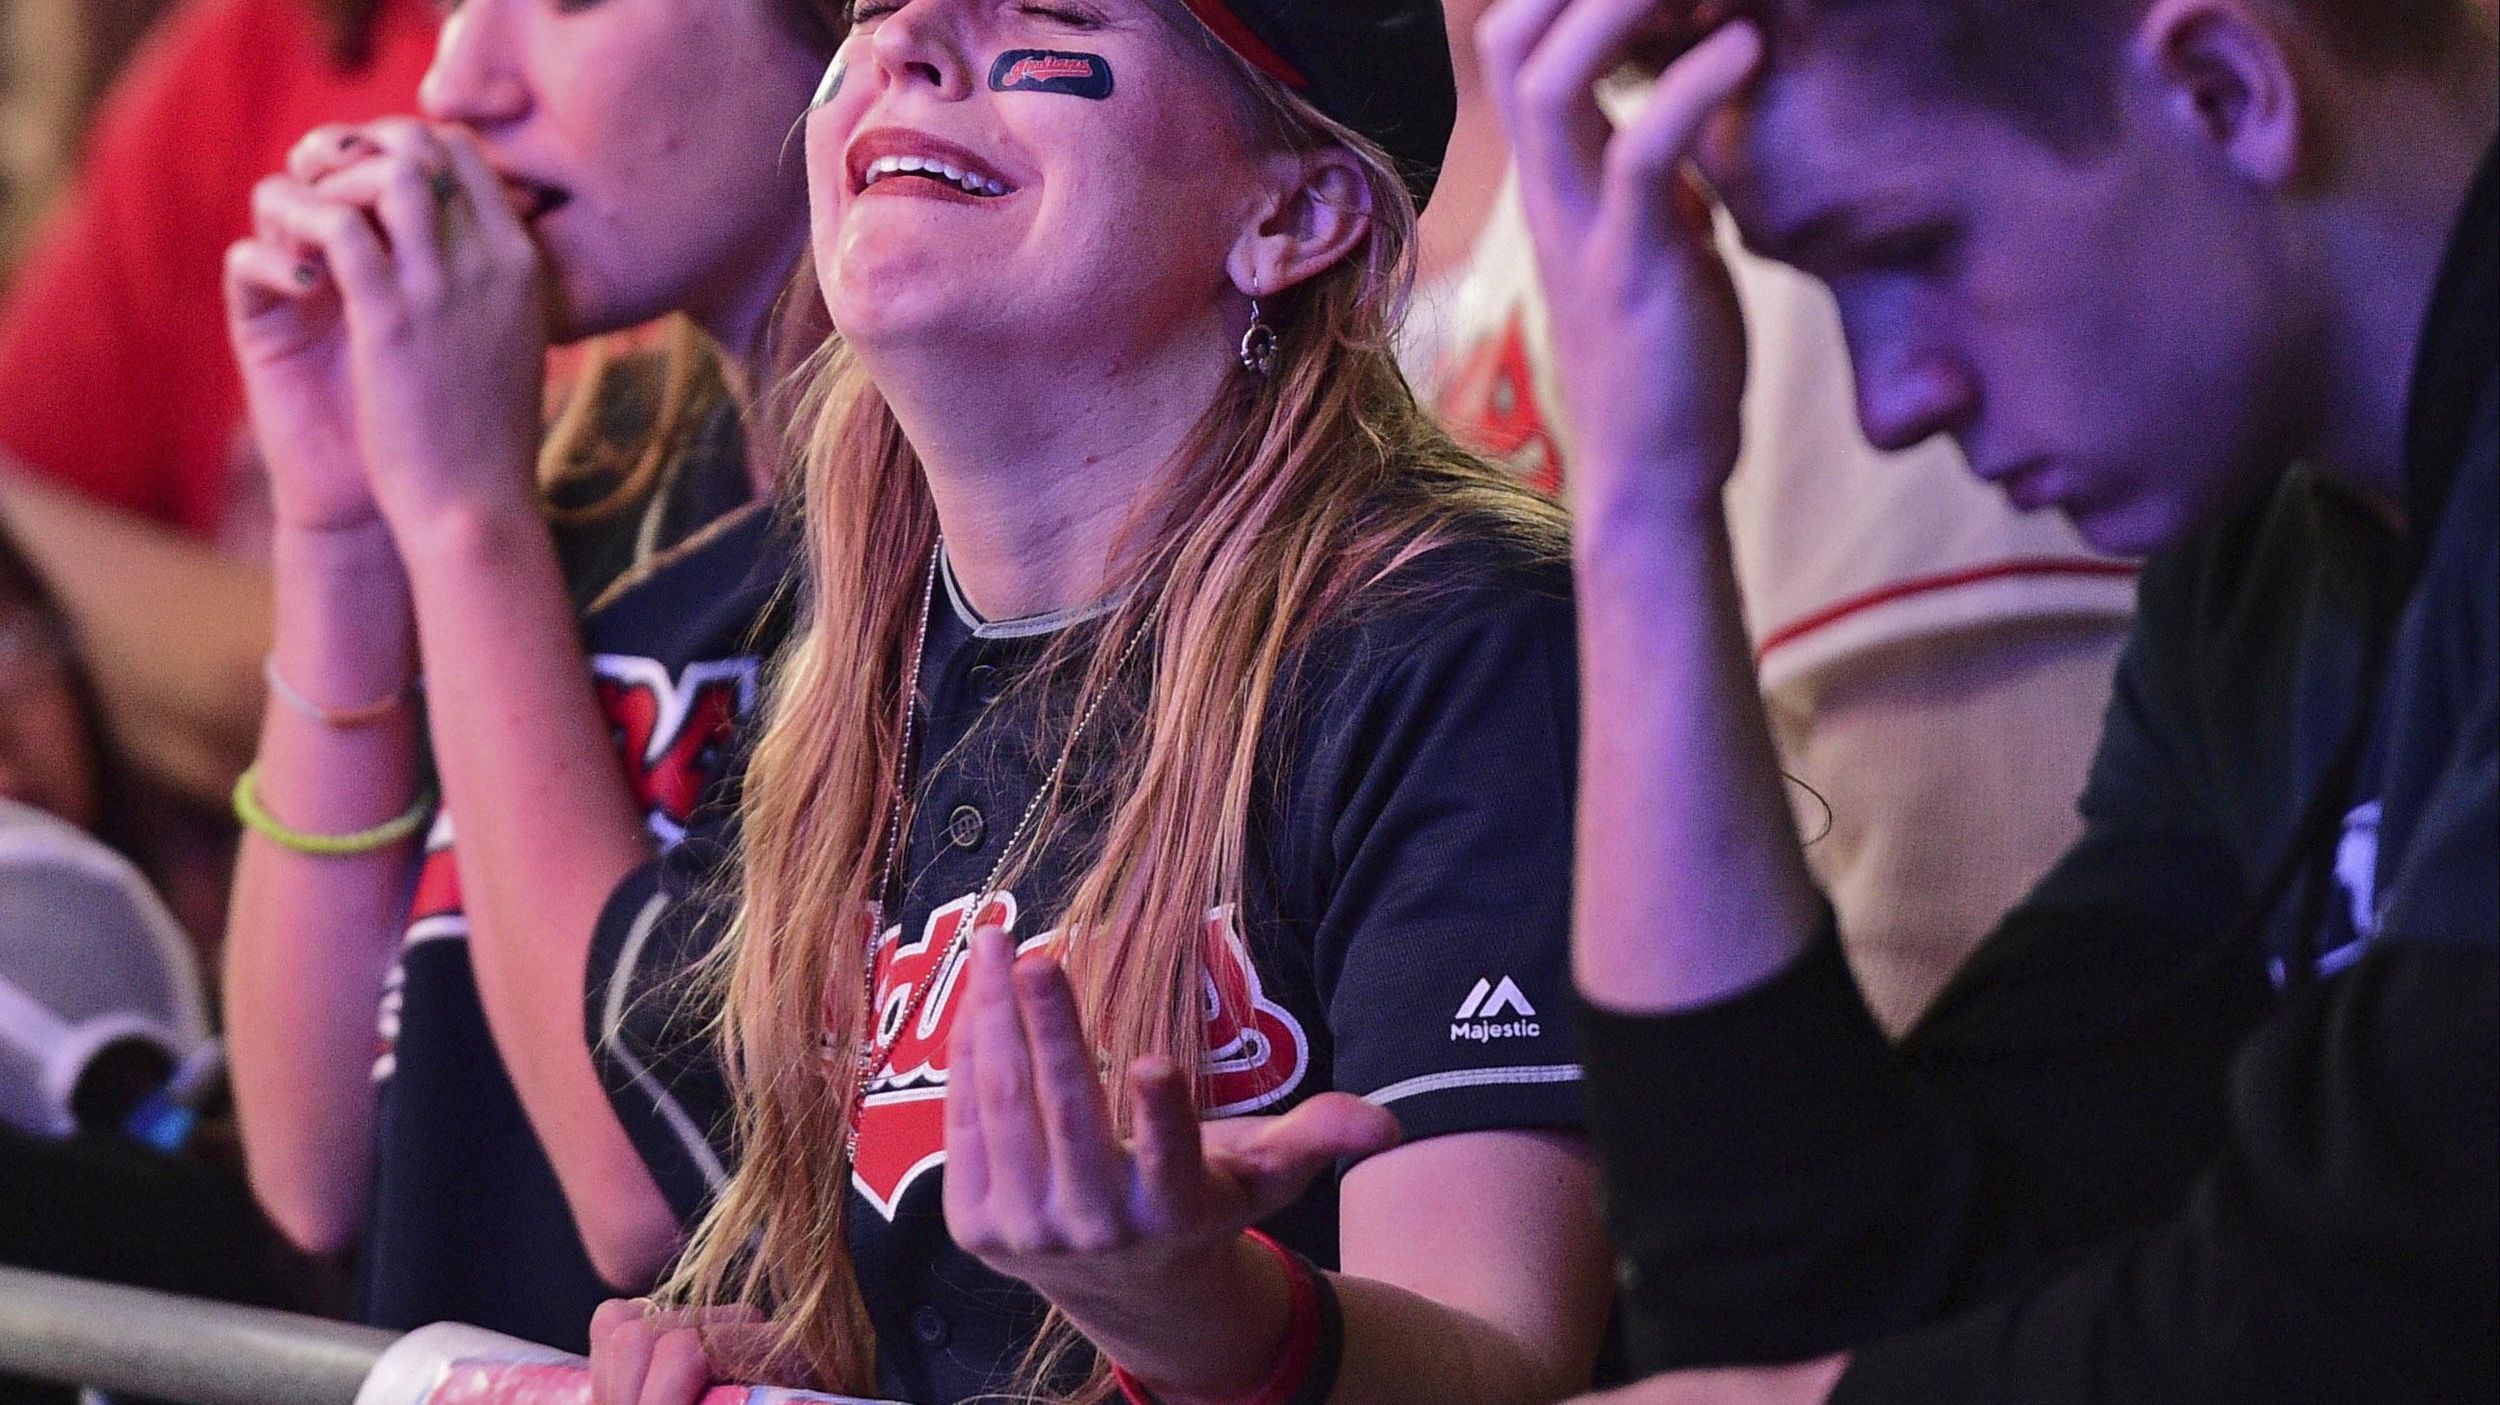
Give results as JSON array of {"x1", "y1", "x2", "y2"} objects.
[
  {"x1": 810, "y1": 53, "x2": 847, "y2": 110},
  {"x1": 987, "y1": 49, "x2": 1115, "y2": 100},
  {"x1": 849, "y1": 900, "x2": 1307, "y2": 1218}
]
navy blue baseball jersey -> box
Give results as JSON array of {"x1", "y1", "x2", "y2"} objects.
[
  {"x1": 591, "y1": 528, "x2": 1585, "y2": 1402},
  {"x1": 359, "y1": 400, "x2": 795, "y2": 1351}
]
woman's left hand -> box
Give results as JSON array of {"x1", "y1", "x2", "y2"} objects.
[
  {"x1": 297, "y1": 117, "x2": 550, "y2": 536},
  {"x1": 942, "y1": 925, "x2": 1400, "y2": 1321}
]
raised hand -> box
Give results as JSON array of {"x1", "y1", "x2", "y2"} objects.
[
  {"x1": 293, "y1": 116, "x2": 551, "y2": 536},
  {"x1": 225, "y1": 162, "x2": 379, "y2": 534},
  {"x1": 1478, "y1": 0, "x2": 1763, "y2": 518},
  {"x1": 941, "y1": 926, "x2": 1398, "y2": 1335},
  {"x1": 240, "y1": 116, "x2": 552, "y2": 542}
]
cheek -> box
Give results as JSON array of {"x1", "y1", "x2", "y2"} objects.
[{"x1": 803, "y1": 107, "x2": 849, "y2": 235}]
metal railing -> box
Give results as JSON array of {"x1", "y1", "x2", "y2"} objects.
[
  {"x1": 0, "y1": 1266, "x2": 394, "y2": 1405},
  {"x1": 0, "y1": 1267, "x2": 890, "y2": 1405}
]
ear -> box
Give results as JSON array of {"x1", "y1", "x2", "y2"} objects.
[
  {"x1": 2132, "y1": 0, "x2": 2305, "y2": 188},
  {"x1": 1226, "y1": 147, "x2": 1375, "y2": 300}
]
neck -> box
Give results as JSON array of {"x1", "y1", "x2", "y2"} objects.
[
  {"x1": 689, "y1": 235, "x2": 814, "y2": 500},
  {"x1": 2302, "y1": 68, "x2": 2496, "y2": 518},
  {"x1": 867, "y1": 321, "x2": 1237, "y2": 619}
]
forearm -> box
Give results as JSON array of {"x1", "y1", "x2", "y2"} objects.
[
  {"x1": 1577, "y1": 928, "x2": 1962, "y2": 1370},
  {"x1": 222, "y1": 520, "x2": 420, "y2": 1254},
  {"x1": 394, "y1": 499, "x2": 680, "y2": 1287},
  {"x1": 1834, "y1": 940, "x2": 2499, "y2": 1405},
  {"x1": 1571, "y1": 490, "x2": 1824, "y2": 1012},
  {"x1": 0, "y1": 467, "x2": 270, "y2": 802}
]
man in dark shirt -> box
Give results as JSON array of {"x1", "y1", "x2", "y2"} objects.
[{"x1": 1479, "y1": 0, "x2": 2496, "y2": 1400}]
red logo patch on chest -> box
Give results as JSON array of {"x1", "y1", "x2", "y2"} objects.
[
  {"x1": 1433, "y1": 309, "x2": 1565, "y2": 496},
  {"x1": 849, "y1": 899, "x2": 1309, "y2": 1219},
  {"x1": 383, "y1": 655, "x2": 755, "y2": 1073}
]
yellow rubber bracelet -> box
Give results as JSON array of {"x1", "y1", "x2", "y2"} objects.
[{"x1": 232, "y1": 762, "x2": 435, "y2": 857}]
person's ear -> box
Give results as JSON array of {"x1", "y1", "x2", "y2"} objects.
[
  {"x1": 2133, "y1": 0, "x2": 2305, "y2": 188},
  {"x1": 1227, "y1": 148, "x2": 1375, "y2": 300}
]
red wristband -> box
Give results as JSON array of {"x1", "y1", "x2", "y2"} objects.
[{"x1": 1111, "y1": 1230, "x2": 1321, "y2": 1405}]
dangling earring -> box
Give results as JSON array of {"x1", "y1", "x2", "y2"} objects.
[{"x1": 1238, "y1": 294, "x2": 1279, "y2": 378}]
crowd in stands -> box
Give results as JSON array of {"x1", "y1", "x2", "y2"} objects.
[{"x1": 0, "y1": 2, "x2": 2490, "y2": 1404}]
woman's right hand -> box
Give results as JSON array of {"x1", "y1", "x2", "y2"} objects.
[
  {"x1": 589, "y1": 1300, "x2": 798, "y2": 1405},
  {"x1": 225, "y1": 152, "x2": 384, "y2": 535},
  {"x1": 1479, "y1": 0, "x2": 1764, "y2": 523}
]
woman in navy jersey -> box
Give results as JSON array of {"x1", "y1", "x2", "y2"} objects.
[
  {"x1": 587, "y1": 2, "x2": 1611, "y2": 1402},
  {"x1": 218, "y1": 0, "x2": 840, "y2": 1351}
]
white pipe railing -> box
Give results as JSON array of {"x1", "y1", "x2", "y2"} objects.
[
  {"x1": 0, "y1": 1267, "x2": 889, "y2": 1405},
  {"x1": 0, "y1": 1265, "x2": 393, "y2": 1404}
]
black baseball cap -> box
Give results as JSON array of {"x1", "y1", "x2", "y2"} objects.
[{"x1": 1178, "y1": 1, "x2": 1457, "y2": 210}]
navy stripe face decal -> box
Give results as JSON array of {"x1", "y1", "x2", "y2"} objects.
[
  {"x1": 810, "y1": 54, "x2": 848, "y2": 110},
  {"x1": 987, "y1": 49, "x2": 1115, "y2": 100}
]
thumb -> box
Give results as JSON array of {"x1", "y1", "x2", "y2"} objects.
[{"x1": 1213, "y1": 1093, "x2": 1402, "y2": 1215}]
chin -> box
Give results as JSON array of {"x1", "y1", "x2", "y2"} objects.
[
  {"x1": 821, "y1": 264, "x2": 978, "y2": 352},
  {"x1": 2065, "y1": 496, "x2": 2192, "y2": 558},
  {"x1": 542, "y1": 266, "x2": 653, "y2": 345}
]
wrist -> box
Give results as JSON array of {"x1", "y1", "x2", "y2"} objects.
[
  {"x1": 270, "y1": 521, "x2": 416, "y2": 690},
  {"x1": 1110, "y1": 1232, "x2": 1339, "y2": 1405},
  {"x1": 272, "y1": 516, "x2": 401, "y2": 573},
  {"x1": 1570, "y1": 466, "x2": 1730, "y2": 561},
  {"x1": 387, "y1": 491, "x2": 545, "y2": 576}
]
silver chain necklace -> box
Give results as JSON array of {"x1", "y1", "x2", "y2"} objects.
[{"x1": 843, "y1": 540, "x2": 1153, "y2": 1166}]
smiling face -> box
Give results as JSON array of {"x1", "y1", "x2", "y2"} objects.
[
  {"x1": 805, "y1": 0, "x2": 1277, "y2": 367},
  {"x1": 1702, "y1": 20, "x2": 2313, "y2": 555},
  {"x1": 419, "y1": 0, "x2": 834, "y2": 343}
]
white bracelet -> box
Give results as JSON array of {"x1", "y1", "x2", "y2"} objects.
[{"x1": 263, "y1": 653, "x2": 418, "y2": 729}]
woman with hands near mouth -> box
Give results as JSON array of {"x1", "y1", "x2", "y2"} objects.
[
  {"x1": 582, "y1": 2, "x2": 1609, "y2": 1402},
  {"x1": 219, "y1": 0, "x2": 842, "y2": 1350}
]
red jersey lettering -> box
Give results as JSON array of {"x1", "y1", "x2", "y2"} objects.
[{"x1": 850, "y1": 900, "x2": 1310, "y2": 1218}]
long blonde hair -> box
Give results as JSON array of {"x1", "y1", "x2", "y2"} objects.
[{"x1": 670, "y1": 12, "x2": 1566, "y2": 1397}]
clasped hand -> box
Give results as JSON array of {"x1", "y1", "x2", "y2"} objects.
[{"x1": 224, "y1": 117, "x2": 549, "y2": 535}]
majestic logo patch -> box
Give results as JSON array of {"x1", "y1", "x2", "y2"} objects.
[
  {"x1": 988, "y1": 49, "x2": 1115, "y2": 99},
  {"x1": 1450, "y1": 975, "x2": 1542, "y2": 1043},
  {"x1": 850, "y1": 900, "x2": 1307, "y2": 1219}
]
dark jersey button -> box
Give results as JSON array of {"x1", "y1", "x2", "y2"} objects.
[
  {"x1": 966, "y1": 662, "x2": 1002, "y2": 701},
  {"x1": 910, "y1": 1303, "x2": 951, "y2": 1347},
  {"x1": 947, "y1": 804, "x2": 986, "y2": 850}
]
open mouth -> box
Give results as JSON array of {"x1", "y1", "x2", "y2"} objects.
[
  {"x1": 499, "y1": 176, "x2": 573, "y2": 223},
  {"x1": 860, "y1": 154, "x2": 1013, "y2": 198}
]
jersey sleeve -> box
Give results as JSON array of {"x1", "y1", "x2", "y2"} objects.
[
  {"x1": 1577, "y1": 544, "x2": 2283, "y2": 1371},
  {"x1": 1287, "y1": 557, "x2": 1584, "y2": 1144},
  {"x1": 585, "y1": 836, "x2": 738, "y2": 1227}
]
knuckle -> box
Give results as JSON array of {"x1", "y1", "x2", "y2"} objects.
[
  {"x1": 366, "y1": 115, "x2": 424, "y2": 148},
  {"x1": 1516, "y1": 62, "x2": 1577, "y2": 114},
  {"x1": 994, "y1": 1213, "x2": 1052, "y2": 1257},
  {"x1": 1058, "y1": 1213, "x2": 1125, "y2": 1255},
  {"x1": 382, "y1": 161, "x2": 432, "y2": 203},
  {"x1": 652, "y1": 1330, "x2": 708, "y2": 1372}
]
